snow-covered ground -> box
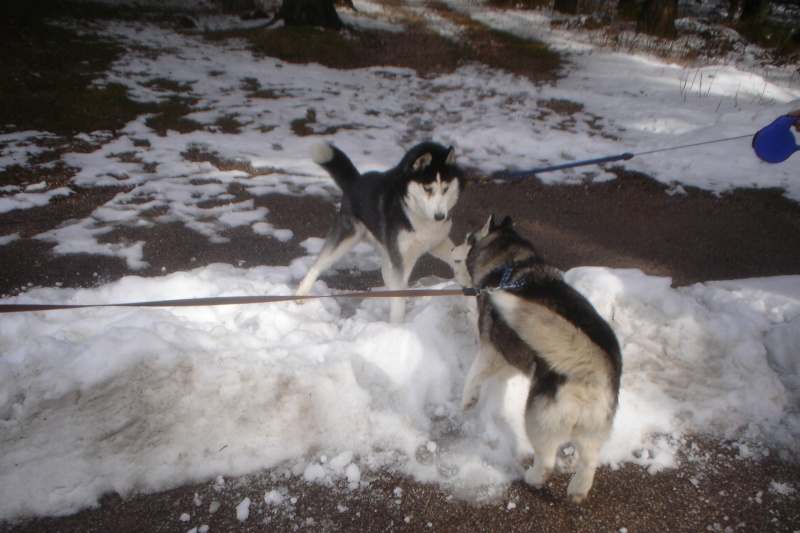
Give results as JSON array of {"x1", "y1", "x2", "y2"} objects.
[{"x1": 1, "y1": 0, "x2": 800, "y2": 521}]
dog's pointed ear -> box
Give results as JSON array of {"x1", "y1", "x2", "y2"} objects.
[
  {"x1": 412, "y1": 153, "x2": 433, "y2": 172},
  {"x1": 468, "y1": 215, "x2": 494, "y2": 245},
  {"x1": 482, "y1": 214, "x2": 495, "y2": 235},
  {"x1": 446, "y1": 146, "x2": 457, "y2": 165},
  {"x1": 500, "y1": 215, "x2": 513, "y2": 229}
]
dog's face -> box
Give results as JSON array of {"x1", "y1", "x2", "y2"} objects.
[
  {"x1": 452, "y1": 215, "x2": 496, "y2": 286},
  {"x1": 453, "y1": 215, "x2": 515, "y2": 287},
  {"x1": 451, "y1": 238, "x2": 472, "y2": 287},
  {"x1": 403, "y1": 146, "x2": 462, "y2": 222}
]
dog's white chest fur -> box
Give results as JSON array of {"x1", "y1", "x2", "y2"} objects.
[{"x1": 399, "y1": 210, "x2": 452, "y2": 262}]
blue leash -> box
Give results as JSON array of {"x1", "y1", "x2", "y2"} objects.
[
  {"x1": 507, "y1": 152, "x2": 634, "y2": 179},
  {"x1": 506, "y1": 113, "x2": 799, "y2": 179},
  {"x1": 506, "y1": 135, "x2": 752, "y2": 179}
]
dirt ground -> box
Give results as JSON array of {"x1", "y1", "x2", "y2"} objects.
[
  {"x1": 3, "y1": 170, "x2": 800, "y2": 532},
  {"x1": 2, "y1": 2, "x2": 800, "y2": 531}
]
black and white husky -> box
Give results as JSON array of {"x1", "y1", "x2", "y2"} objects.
[
  {"x1": 296, "y1": 141, "x2": 464, "y2": 323},
  {"x1": 454, "y1": 215, "x2": 622, "y2": 503}
]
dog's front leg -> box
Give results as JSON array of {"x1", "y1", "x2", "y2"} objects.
[
  {"x1": 382, "y1": 260, "x2": 409, "y2": 324},
  {"x1": 388, "y1": 292, "x2": 406, "y2": 324},
  {"x1": 296, "y1": 219, "x2": 364, "y2": 299},
  {"x1": 461, "y1": 343, "x2": 505, "y2": 410},
  {"x1": 451, "y1": 241, "x2": 472, "y2": 287}
]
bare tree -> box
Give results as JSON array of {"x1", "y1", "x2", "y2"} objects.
[
  {"x1": 739, "y1": 0, "x2": 768, "y2": 26},
  {"x1": 637, "y1": 0, "x2": 678, "y2": 38},
  {"x1": 727, "y1": 0, "x2": 742, "y2": 22},
  {"x1": 553, "y1": 0, "x2": 580, "y2": 14},
  {"x1": 617, "y1": 0, "x2": 639, "y2": 21},
  {"x1": 276, "y1": 0, "x2": 343, "y2": 29}
]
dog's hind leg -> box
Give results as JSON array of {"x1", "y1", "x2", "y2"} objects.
[
  {"x1": 296, "y1": 218, "x2": 366, "y2": 298},
  {"x1": 566, "y1": 430, "x2": 606, "y2": 503},
  {"x1": 523, "y1": 407, "x2": 564, "y2": 490},
  {"x1": 524, "y1": 440, "x2": 559, "y2": 490},
  {"x1": 461, "y1": 343, "x2": 511, "y2": 410}
]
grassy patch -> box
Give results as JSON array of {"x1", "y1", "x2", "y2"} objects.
[
  {"x1": 141, "y1": 78, "x2": 196, "y2": 94},
  {"x1": 0, "y1": 6, "x2": 152, "y2": 136},
  {"x1": 182, "y1": 147, "x2": 275, "y2": 176},
  {"x1": 469, "y1": 27, "x2": 563, "y2": 80},
  {"x1": 207, "y1": 24, "x2": 462, "y2": 73},
  {"x1": 214, "y1": 114, "x2": 246, "y2": 134},
  {"x1": 144, "y1": 97, "x2": 204, "y2": 136},
  {"x1": 537, "y1": 98, "x2": 584, "y2": 115},
  {"x1": 736, "y1": 20, "x2": 800, "y2": 66},
  {"x1": 289, "y1": 108, "x2": 364, "y2": 137},
  {"x1": 207, "y1": 15, "x2": 562, "y2": 83},
  {"x1": 483, "y1": 0, "x2": 550, "y2": 9},
  {"x1": 241, "y1": 77, "x2": 297, "y2": 99},
  {"x1": 290, "y1": 108, "x2": 340, "y2": 136}
]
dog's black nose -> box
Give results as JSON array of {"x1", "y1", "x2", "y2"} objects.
[{"x1": 435, "y1": 213, "x2": 446, "y2": 221}]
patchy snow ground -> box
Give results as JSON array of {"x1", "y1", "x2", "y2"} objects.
[{"x1": 1, "y1": 0, "x2": 800, "y2": 522}]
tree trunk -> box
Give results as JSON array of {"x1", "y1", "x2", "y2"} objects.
[
  {"x1": 617, "y1": 0, "x2": 639, "y2": 21},
  {"x1": 277, "y1": 0, "x2": 343, "y2": 29},
  {"x1": 637, "y1": 0, "x2": 678, "y2": 38},
  {"x1": 727, "y1": 0, "x2": 742, "y2": 22},
  {"x1": 739, "y1": 0, "x2": 768, "y2": 25},
  {"x1": 553, "y1": 0, "x2": 580, "y2": 15}
]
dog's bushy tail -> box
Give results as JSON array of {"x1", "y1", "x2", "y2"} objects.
[{"x1": 310, "y1": 142, "x2": 360, "y2": 190}]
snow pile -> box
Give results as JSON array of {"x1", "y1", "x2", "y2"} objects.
[{"x1": 1, "y1": 264, "x2": 799, "y2": 519}]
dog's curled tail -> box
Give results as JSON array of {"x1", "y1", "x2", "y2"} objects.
[{"x1": 310, "y1": 141, "x2": 360, "y2": 189}]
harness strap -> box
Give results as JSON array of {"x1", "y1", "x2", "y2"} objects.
[
  {"x1": 472, "y1": 264, "x2": 528, "y2": 295},
  {"x1": 497, "y1": 264, "x2": 528, "y2": 290}
]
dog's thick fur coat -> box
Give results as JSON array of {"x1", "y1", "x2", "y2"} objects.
[
  {"x1": 455, "y1": 215, "x2": 622, "y2": 503},
  {"x1": 296, "y1": 141, "x2": 464, "y2": 323}
]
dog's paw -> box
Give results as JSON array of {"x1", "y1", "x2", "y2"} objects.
[
  {"x1": 567, "y1": 490, "x2": 587, "y2": 504},
  {"x1": 566, "y1": 471, "x2": 594, "y2": 504},
  {"x1": 461, "y1": 392, "x2": 479, "y2": 411},
  {"x1": 517, "y1": 454, "x2": 535, "y2": 470},
  {"x1": 524, "y1": 466, "x2": 551, "y2": 489},
  {"x1": 295, "y1": 274, "x2": 317, "y2": 305},
  {"x1": 294, "y1": 288, "x2": 310, "y2": 305}
]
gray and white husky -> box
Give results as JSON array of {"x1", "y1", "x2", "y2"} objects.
[
  {"x1": 296, "y1": 141, "x2": 464, "y2": 323},
  {"x1": 454, "y1": 215, "x2": 622, "y2": 503}
]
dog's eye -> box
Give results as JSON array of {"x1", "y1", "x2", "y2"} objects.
[
  {"x1": 423, "y1": 185, "x2": 434, "y2": 194},
  {"x1": 442, "y1": 185, "x2": 449, "y2": 193}
]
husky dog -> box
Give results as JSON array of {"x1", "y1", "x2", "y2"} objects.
[
  {"x1": 455, "y1": 215, "x2": 622, "y2": 503},
  {"x1": 296, "y1": 141, "x2": 464, "y2": 323}
]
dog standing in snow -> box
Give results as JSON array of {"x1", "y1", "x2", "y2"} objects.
[
  {"x1": 296, "y1": 141, "x2": 464, "y2": 323},
  {"x1": 454, "y1": 215, "x2": 622, "y2": 503}
]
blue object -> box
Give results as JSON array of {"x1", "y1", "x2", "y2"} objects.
[{"x1": 752, "y1": 115, "x2": 800, "y2": 164}]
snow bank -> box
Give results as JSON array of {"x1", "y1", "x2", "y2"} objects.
[{"x1": 2, "y1": 264, "x2": 799, "y2": 519}]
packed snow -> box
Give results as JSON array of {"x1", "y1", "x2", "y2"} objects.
[{"x1": 1, "y1": 0, "x2": 800, "y2": 522}]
